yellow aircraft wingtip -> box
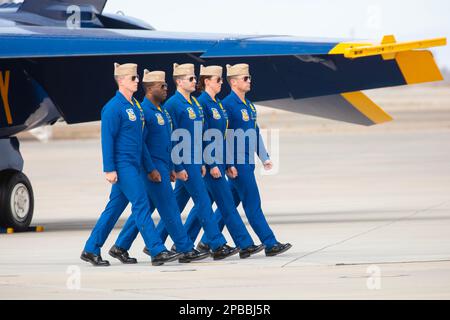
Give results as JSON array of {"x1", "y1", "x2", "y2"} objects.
[{"x1": 396, "y1": 50, "x2": 444, "y2": 84}]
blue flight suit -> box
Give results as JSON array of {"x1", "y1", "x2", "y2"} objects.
[
  {"x1": 201, "y1": 90, "x2": 279, "y2": 249},
  {"x1": 84, "y1": 91, "x2": 166, "y2": 257},
  {"x1": 155, "y1": 91, "x2": 227, "y2": 251},
  {"x1": 111, "y1": 97, "x2": 195, "y2": 253},
  {"x1": 157, "y1": 180, "x2": 199, "y2": 242},
  {"x1": 178, "y1": 91, "x2": 255, "y2": 249}
]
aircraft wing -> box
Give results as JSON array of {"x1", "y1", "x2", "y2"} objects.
[{"x1": 0, "y1": 25, "x2": 446, "y2": 138}]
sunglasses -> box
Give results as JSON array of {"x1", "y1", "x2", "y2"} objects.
[
  {"x1": 129, "y1": 75, "x2": 139, "y2": 81},
  {"x1": 183, "y1": 76, "x2": 197, "y2": 82},
  {"x1": 160, "y1": 83, "x2": 168, "y2": 90},
  {"x1": 241, "y1": 76, "x2": 251, "y2": 82}
]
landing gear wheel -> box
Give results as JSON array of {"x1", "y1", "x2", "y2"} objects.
[{"x1": 0, "y1": 170, "x2": 34, "y2": 231}]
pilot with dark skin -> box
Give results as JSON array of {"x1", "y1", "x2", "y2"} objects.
[{"x1": 155, "y1": 63, "x2": 239, "y2": 260}]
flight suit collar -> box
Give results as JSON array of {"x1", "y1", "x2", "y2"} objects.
[
  {"x1": 175, "y1": 90, "x2": 193, "y2": 105},
  {"x1": 199, "y1": 91, "x2": 219, "y2": 105},
  {"x1": 229, "y1": 90, "x2": 249, "y2": 106},
  {"x1": 115, "y1": 90, "x2": 136, "y2": 107},
  {"x1": 143, "y1": 97, "x2": 160, "y2": 111}
]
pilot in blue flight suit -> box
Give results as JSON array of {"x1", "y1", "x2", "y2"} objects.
[
  {"x1": 81, "y1": 63, "x2": 181, "y2": 267},
  {"x1": 109, "y1": 69, "x2": 211, "y2": 263},
  {"x1": 155, "y1": 63, "x2": 239, "y2": 260},
  {"x1": 207, "y1": 63, "x2": 292, "y2": 257},
  {"x1": 174, "y1": 65, "x2": 266, "y2": 259}
]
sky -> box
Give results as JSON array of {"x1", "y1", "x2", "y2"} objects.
[{"x1": 105, "y1": 0, "x2": 450, "y2": 69}]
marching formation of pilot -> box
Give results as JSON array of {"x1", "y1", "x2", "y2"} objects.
[{"x1": 81, "y1": 62, "x2": 292, "y2": 267}]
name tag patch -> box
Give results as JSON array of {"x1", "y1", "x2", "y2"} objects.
[
  {"x1": 126, "y1": 109, "x2": 136, "y2": 121},
  {"x1": 187, "y1": 107, "x2": 196, "y2": 120},
  {"x1": 241, "y1": 109, "x2": 249, "y2": 122},
  {"x1": 156, "y1": 113, "x2": 165, "y2": 125},
  {"x1": 212, "y1": 108, "x2": 221, "y2": 120}
]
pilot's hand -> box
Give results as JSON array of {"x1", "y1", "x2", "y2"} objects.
[
  {"x1": 226, "y1": 166, "x2": 238, "y2": 179},
  {"x1": 170, "y1": 170, "x2": 176, "y2": 183},
  {"x1": 148, "y1": 169, "x2": 162, "y2": 183},
  {"x1": 210, "y1": 166, "x2": 222, "y2": 179},
  {"x1": 105, "y1": 171, "x2": 118, "y2": 184},
  {"x1": 176, "y1": 170, "x2": 188, "y2": 181},
  {"x1": 201, "y1": 165, "x2": 206, "y2": 177},
  {"x1": 263, "y1": 160, "x2": 273, "y2": 171}
]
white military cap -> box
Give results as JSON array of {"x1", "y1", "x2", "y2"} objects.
[
  {"x1": 114, "y1": 63, "x2": 138, "y2": 77},
  {"x1": 226, "y1": 63, "x2": 250, "y2": 77},
  {"x1": 200, "y1": 65, "x2": 223, "y2": 77},
  {"x1": 173, "y1": 63, "x2": 195, "y2": 76},
  {"x1": 143, "y1": 69, "x2": 166, "y2": 83}
]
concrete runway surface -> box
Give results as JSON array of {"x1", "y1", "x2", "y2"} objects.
[{"x1": 1, "y1": 87, "x2": 450, "y2": 299}]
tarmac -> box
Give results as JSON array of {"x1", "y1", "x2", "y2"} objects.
[{"x1": 1, "y1": 85, "x2": 450, "y2": 299}]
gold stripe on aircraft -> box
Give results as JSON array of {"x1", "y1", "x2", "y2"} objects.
[{"x1": 0, "y1": 70, "x2": 13, "y2": 125}]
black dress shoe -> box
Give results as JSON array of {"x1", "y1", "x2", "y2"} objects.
[
  {"x1": 212, "y1": 244, "x2": 240, "y2": 261},
  {"x1": 178, "y1": 249, "x2": 211, "y2": 263},
  {"x1": 108, "y1": 245, "x2": 137, "y2": 264},
  {"x1": 265, "y1": 242, "x2": 292, "y2": 257},
  {"x1": 80, "y1": 251, "x2": 110, "y2": 267},
  {"x1": 171, "y1": 244, "x2": 177, "y2": 252},
  {"x1": 196, "y1": 242, "x2": 212, "y2": 256},
  {"x1": 239, "y1": 244, "x2": 266, "y2": 259},
  {"x1": 151, "y1": 250, "x2": 183, "y2": 266}
]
